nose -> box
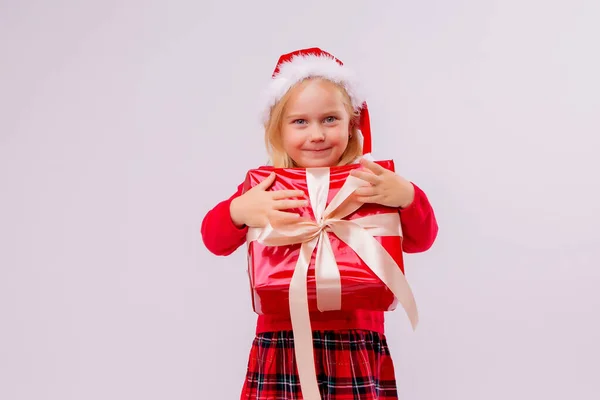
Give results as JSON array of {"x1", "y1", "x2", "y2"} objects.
[{"x1": 308, "y1": 126, "x2": 325, "y2": 142}]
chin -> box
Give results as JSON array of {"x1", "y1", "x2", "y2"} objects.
[
  {"x1": 300, "y1": 161, "x2": 329, "y2": 168},
  {"x1": 291, "y1": 149, "x2": 344, "y2": 168},
  {"x1": 294, "y1": 157, "x2": 338, "y2": 168}
]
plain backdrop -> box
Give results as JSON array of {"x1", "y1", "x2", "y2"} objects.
[{"x1": 1, "y1": 0, "x2": 599, "y2": 399}]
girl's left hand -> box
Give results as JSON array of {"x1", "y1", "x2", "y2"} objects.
[{"x1": 349, "y1": 158, "x2": 415, "y2": 208}]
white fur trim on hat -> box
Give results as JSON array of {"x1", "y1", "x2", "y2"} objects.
[{"x1": 260, "y1": 53, "x2": 366, "y2": 124}]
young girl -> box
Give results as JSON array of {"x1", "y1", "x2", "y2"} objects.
[{"x1": 201, "y1": 48, "x2": 438, "y2": 400}]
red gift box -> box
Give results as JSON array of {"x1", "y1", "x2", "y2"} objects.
[{"x1": 243, "y1": 160, "x2": 410, "y2": 316}]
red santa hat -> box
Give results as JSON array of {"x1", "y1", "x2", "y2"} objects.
[{"x1": 261, "y1": 47, "x2": 372, "y2": 155}]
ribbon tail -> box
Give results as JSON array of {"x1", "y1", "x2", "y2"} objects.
[
  {"x1": 315, "y1": 231, "x2": 342, "y2": 312},
  {"x1": 289, "y1": 238, "x2": 322, "y2": 400},
  {"x1": 331, "y1": 222, "x2": 419, "y2": 330}
]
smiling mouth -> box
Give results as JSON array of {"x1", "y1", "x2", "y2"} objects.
[{"x1": 304, "y1": 148, "x2": 331, "y2": 152}]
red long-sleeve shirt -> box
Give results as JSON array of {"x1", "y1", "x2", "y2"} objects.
[{"x1": 201, "y1": 180, "x2": 438, "y2": 334}]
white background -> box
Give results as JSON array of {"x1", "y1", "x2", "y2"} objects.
[{"x1": 1, "y1": 0, "x2": 599, "y2": 399}]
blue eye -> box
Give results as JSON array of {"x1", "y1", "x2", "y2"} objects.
[
  {"x1": 324, "y1": 116, "x2": 338, "y2": 123},
  {"x1": 293, "y1": 119, "x2": 307, "y2": 125}
]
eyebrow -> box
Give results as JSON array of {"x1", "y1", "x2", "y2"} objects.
[{"x1": 285, "y1": 110, "x2": 343, "y2": 120}]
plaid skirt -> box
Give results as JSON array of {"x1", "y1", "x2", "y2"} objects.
[{"x1": 240, "y1": 330, "x2": 398, "y2": 399}]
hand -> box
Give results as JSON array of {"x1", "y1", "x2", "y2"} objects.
[
  {"x1": 230, "y1": 172, "x2": 308, "y2": 228},
  {"x1": 349, "y1": 158, "x2": 415, "y2": 208}
]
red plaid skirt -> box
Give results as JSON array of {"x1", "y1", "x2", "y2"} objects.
[{"x1": 240, "y1": 330, "x2": 399, "y2": 399}]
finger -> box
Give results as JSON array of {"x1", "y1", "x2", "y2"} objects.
[
  {"x1": 354, "y1": 186, "x2": 378, "y2": 197},
  {"x1": 268, "y1": 210, "x2": 302, "y2": 224},
  {"x1": 273, "y1": 199, "x2": 310, "y2": 210},
  {"x1": 255, "y1": 172, "x2": 276, "y2": 190},
  {"x1": 359, "y1": 158, "x2": 386, "y2": 175},
  {"x1": 271, "y1": 189, "x2": 306, "y2": 200},
  {"x1": 355, "y1": 194, "x2": 382, "y2": 204},
  {"x1": 350, "y1": 169, "x2": 380, "y2": 185}
]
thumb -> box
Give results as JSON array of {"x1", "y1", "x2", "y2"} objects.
[{"x1": 255, "y1": 172, "x2": 276, "y2": 190}]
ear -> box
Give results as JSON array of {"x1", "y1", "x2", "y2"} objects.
[
  {"x1": 348, "y1": 113, "x2": 359, "y2": 130},
  {"x1": 348, "y1": 112, "x2": 360, "y2": 137}
]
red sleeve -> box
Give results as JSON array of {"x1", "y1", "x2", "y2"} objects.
[
  {"x1": 399, "y1": 183, "x2": 439, "y2": 253},
  {"x1": 200, "y1": 183, "x2": 249, "y2": 256}
]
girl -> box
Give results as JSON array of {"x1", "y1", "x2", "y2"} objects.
[{"x1": 201, "y1": 48, "x2": 438, "y2": 400}]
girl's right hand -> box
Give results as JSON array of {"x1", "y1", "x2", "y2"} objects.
[{"x1": 229, "y1": 172, "x2": 308, "y2": 228}]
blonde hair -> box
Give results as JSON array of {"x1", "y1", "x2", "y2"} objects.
[{"x1": 264, "y1": 78, "x2": 363, "y2": 168}]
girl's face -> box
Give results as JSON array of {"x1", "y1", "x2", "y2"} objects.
[{"x1": 280, "y1": 79, "x2": 352, "y2": 168}]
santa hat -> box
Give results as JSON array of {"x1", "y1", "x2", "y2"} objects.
[{"x1": 261, "y1": 47, "x2": 372, "y2": 155}]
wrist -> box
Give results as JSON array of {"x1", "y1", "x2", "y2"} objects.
[
  {"x1": 229, "y1": 197, "x2": 246, "y2": 228},
  {"x1": 398, "y1": 180, "x2": 416, "y2": 209}
]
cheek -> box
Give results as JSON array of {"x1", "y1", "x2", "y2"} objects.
[
  {"x1": 327, "y1": 126, "x2": 349, "y2": 147},
  {"x1": 281, "y1": 128, "x2": 304, "y2": 149}
]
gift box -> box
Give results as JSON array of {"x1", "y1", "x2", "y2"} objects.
[
  {"x1": 242, "y1": 160, "x2": 419, "y2": 399},
  {"x1": 243, "y1": 160, "x2": 413, "y2": 316}
]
